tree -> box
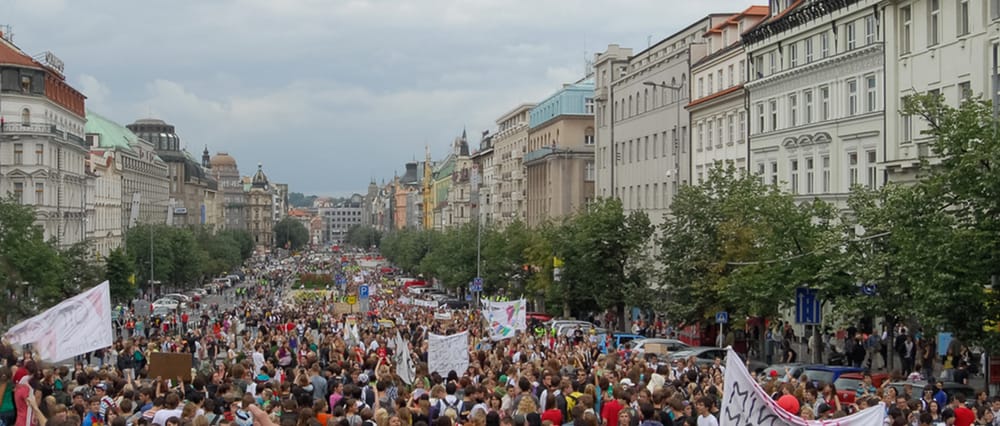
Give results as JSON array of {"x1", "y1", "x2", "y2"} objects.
[
  {"x1": 58, "y1": 241, "x2": 105, "y2": 297},
  {"x1": 274, "y1": 217, "x2": 310, "y2": 250},
  {"x1": 345, "y1": 225, "x2": 382, "y2": 249},
  {"x1": 219, "y1": 229, "x2": 255, "y2": 261},
  {"x1": 166, "y1": 228, "x2": 205, "y2": 288},
  {"x1": 0, "y1": 196, "x2": 65, "y2": 320},
  {"x1": 105, "y1": 248, "x2": 135, "y2": 302},
  {"x1": 125, "y1": 224, "x2": 174, "y2": 290},
  {"x1": 288, "y1": 192, "x2": 318, "y2": 208}
]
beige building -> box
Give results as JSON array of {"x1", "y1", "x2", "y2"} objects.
[
  {"x1": 490, "y1": 104, "x2": 535, "y2": 227},
  {"x1": 470, "y1": 131, "x2": 494, "y2": 224},
  {"x1": 688, "y1": 6, "x2": 768, "y2": 181},
  {"x1": 594, "y1": 15, "x2": 730, "y2": 231},
  {"x1": 525, "y1": 79, "x2": 595, "y2": 227},
  {"x1": 246, "y1": 163, "x2": 274, "y2": 250},
  {"x1": 210, "y1": 152, "x2": 246, "y2": 230}
]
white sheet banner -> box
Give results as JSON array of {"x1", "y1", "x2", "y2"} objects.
[
  {"x1": 392, "y1": 332, "x2": 415, "y2": 385},
  {"x1": 481, "y1": 299, "x2": 526, "y2": 340},
  {"x1": 4, "y1": 281, "x2": 113, "y2": 361},
  {"x1": 721, "y1": 347, "x2": 883, "y2": 426},
  {"x1": 397, "y1": 296, "x2": 441, "y2": 308},
  {"x1": 428, "y1": 331, "x2": 469, "y2": 376}
]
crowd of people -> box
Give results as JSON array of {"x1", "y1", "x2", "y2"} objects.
[{"x1": 0, "y1": 251, "x2": 997, "y2": 426}]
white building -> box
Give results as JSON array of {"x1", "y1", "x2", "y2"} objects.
[
  {"x1": 882, "y1": 0, "x2": 995, "y2": 182},
  {"x1": 86, "y1": 147, "x2": 121, "y2": 258},
  {"x1": 688, "y1": 6, "x2": 769, "y2": 180},
  {"x1": 471, "y1": 131, "x2": 495, "y2": 224},
  {"x1": 491, "y1": 104, "x2": 534, "y2": 227},
  {"x1": 744, "y1": 0, "x2": 884, "y2": 205},
  {"x1": 0, "y1": 36, "x2": 90, "y2": 247},
  {"x1": 594, "y1": 15, "x2": 729, "y2": 229}
]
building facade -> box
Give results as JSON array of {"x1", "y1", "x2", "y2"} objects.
[
  {"x1": 320, "y1": 194, "x2": 363, "y2": 244},
  {"x1": 471, "y1": 131, "x2": 494, "y2": 224},
  {"x1": 524, "y1": 79, "x2": 596, "y2": 227},
  {"x1": 127, "y1": 119, "x2": 219, "y2": 226},
  {"x1": 595, "y1": 16, "x2": 727, "y2": 229},
  {"x1": 273, "y1": 183, "x2": 288, "y2": 222},
  {"x1": 86, "y1": 142, "x2": 121, "y2": 259},
  {"x1": 246, "y1": 163, "x2": 274, "y2": 250},
  {"x1": 882, "y1": 0, "x2": 995, "y2": 182},
  {"x1": 393, "y1": 161, "x2": 424, "y2": 230},
  {"x1": 0, "y1": 37, "x2": 89, "y2": 247},
  {"x1": 490, "y1": 104, "x2": 535, "y2": 227},
  {"x1": 743, "y1": 0, "x2": 884, "y2": 205},
  {"x1": 209, "y1": 152, "x2": 246, "y2": 230},
  {"x1": 688, "y1": 7, "x2": 768, "y2": 180}
]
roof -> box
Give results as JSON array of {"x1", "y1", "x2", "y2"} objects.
[
  {"x1": 686, "y1": 85, "x2": 743, "y2": 109},
  {"x1": 251, "y1": 163, "x2": 269, "y2": 189},
  {"x1": 85, "y1": 110, "x2": 138, "y2": 152},
  {"x1": 0, "y1": 38, "x2": 42, "y2": 69},
  {"x1": 704, "y1": 5, "x2": 769, "y2": 36},
  {"x1": 210, "y1": 152, "x2": 238, "y2": 168}
]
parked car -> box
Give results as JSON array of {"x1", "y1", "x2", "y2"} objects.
[
  {"x1": 162, "y1": 293, "x2": 192, "y2": 304},
  {"x1": 835, "y1": 372, "x2": 890, "y2": 405},
  {"x1": 628, "y1": 338, "x2": 690, "y2": 355},
  {"x1": 885, "y1": 381, "x2": 974, "y2": 405},
  {"x1": 760, "y1": 363, "x2": 820, "y2": 382},
  {"x1": 801, "y1": 366, "x2": 865, "y2": 386},
  {"x1": 611, "y1": 333, "x2": 645, "y2": 349},
  {"x1": 670, "y1": 346, "x2": 767, "y2": 372},
  {"x1": 151, "y1": 298, "x2": 182, "y2": 310}
]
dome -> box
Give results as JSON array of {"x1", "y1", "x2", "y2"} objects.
[
  {"x1": 210, "y1": 152, "x2": 238, "y2": 168},
  {"x1": 133, "y1": 118, "x2": 167, "y2": 125}
]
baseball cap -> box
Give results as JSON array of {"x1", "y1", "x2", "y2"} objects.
[
  {"x1": 620, "y1": 378, "x2": 635, "y2": 388},
  {"x1": 95, "y1": 383, "x2": 108, "y2": 391}
]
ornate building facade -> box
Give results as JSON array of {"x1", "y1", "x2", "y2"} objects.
[
  {"x1": 246, "y1": 163, "x2": 274, "y2": 250},
  {"x1": 210, "y1": 152, "x2": 246, "y2": 230}
]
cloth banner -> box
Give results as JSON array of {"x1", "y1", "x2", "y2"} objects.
[
  {"x1": 481, "y1": 299, "x2": 526, "y2": 341},
  {"x1": 721, "y1": 347, "x2": 883, "y2": 426},
  {"x1": 428, "y1": 331, "x2": 469, "y2": 376},
  {"x1": 4, "y1": 281, "x2": 113, "y2": 361},
  {"x1": 398, "y1": 296, "x2": 440, "y2": 308},
  {"x1": 392, "y1": 332, "x2": 415, "y2": 385}
]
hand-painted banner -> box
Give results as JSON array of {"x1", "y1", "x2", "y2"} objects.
[
  {"x1": 481, "y1": 299, "x2": 526, "y2": 341},
  {"x1": 721, "y1": 347, "x2": 883, "y2": 426},
  {"x1": 428, "y1": 331, "x2": 469, "y2": 376},
  {"x1": 392, "y1": 332, "x2": 415, "y2": 385},
  {"x1": 4, "y1": 281, "x2": 113, "y2": 361}
]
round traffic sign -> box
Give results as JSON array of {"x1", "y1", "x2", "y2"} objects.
[{"x1": 347, "y1": 295, "x2": 357, "y2": 305}]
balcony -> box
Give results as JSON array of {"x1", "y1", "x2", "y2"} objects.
[{"x1": 1, "y1": 122, "x2": 87, "y2": 147}]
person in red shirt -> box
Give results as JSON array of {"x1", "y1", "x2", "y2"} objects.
[
  {"x1": 540, "y1": 394, "x2": 562, "y2": 426},
  {"x1": 952, "y1": 394, "x2": 976, "y2": 426},
  {"x1": 600, "y1": 387, "x2": 625, "y2": 426}
]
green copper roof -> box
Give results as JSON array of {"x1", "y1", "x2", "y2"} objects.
[{"x1": 85, "y1": 110, "x2": 138, "y2": 152}]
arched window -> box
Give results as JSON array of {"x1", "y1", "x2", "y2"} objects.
[
  {"x1": 644, "y1": 88, "x2": 649, "y2": 111},
  {"x1": 21, "y1": 108, "x2": 30, "y2": 126}
]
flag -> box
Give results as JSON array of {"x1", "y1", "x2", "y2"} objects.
[
  {"x1": 481, "y1": 299, "x2": 526, "y2": 341},
  {"x1": 392, "y1": 332, "x2": 415, "y2": 384},
  {"x1": 5, "y1": 281, "x2": 113, "y2": 361}
]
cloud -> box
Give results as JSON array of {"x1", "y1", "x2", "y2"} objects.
[{"x1": 76, "y1": 74, "x2": 111, "y2": 114}]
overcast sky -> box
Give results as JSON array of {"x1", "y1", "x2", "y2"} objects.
[{"x1": 8, "y1": 0, "x2": 752, "y2": 196}]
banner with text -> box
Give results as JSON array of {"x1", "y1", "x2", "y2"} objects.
[
  {"x1": 721, "y1": 346, "x2": 883, "y2": 426},
  {"x1": 481, "y1": 299, "x2": 526, "y2": 341},
  {"x1": 4, "y1": 281, "x2": 113, "y2": 361},
  {"x1": 397, "y1": 296, "x2": 441, "y2": 309},
  {"x1": 428, "y1": 331, "x2": 469, "y2": 376},
  {"x1": 392, "y1": 332, "x2": 416, "y2": 385}
]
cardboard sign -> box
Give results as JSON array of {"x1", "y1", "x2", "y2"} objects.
[{"x1": 148, "y1": 352, "x2": 193, "y2": 381}]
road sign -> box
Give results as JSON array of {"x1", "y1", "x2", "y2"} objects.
[
  {"x1": 359, "y1": 285, "x2": 370, "y2": 299},
  {"x1": 795, "y1": 287, "x2": 821, "y2": 324},
  {"x1": 715, "y1": 311, "x2": 728, "y2": 324},
  {"x1": 470, "y1": 277, "x2": 483, "y2": 293},
  {"x1": 465, "y1": 293, "x2": 473, "y2": 301},
  {"x1": 860, "y1": 283, "x2": 877, "y2": 296},
  {"x1": 346, "y1": 295, "x2": 357, "y2": 305}
]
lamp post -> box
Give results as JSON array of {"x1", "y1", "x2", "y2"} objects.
[{"x1": 643, "y1": 81, "x2": 685, "y2": 197}]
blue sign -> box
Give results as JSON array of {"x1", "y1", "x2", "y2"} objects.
[
  {"x1": 465, "y1": 293, "x2": 473, "y2": 301},
  {"x1": 795, "y1": 287, "x2": 821, "y2": 324},
  {"x1": 715, "y1": 311, "x2": 729, "y2": 324},
  {"x1": 336, "y1": 277, "x2": 347, "y2": 285},
  {"x1": 861, "y1": 283, "x2": 877, "y2": 296},
  {"x1": 359, "y1": 285, "x2": 369, "y2": 299},
  {"x1": 470, "y1": 277, "x2": 483, "y2": 293}
]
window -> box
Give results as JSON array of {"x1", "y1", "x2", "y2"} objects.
[
  {"x1": 806, "y1": 157, "x2": 815, "y2": 194},
  {"x1": 757, "y1": 163, "x2": 766, "y2": 184},
  {"x1": 584, "y1": 127, "x2": 595, "y2": 145},
  {"x1": 993, "y1": 0, "x2": 1000, "y2": 20},
  {"x1": 20, "y1": 76, "x2": 31, "y2": 93},
  {"x1": 644, "y1": 136, "x2": 649, "y2": 160},
  {"x1": 790, "y1": 159, "x2": 800, "y2": 194},
  {"x1": 708, "y1": 74, "x2": 714, "y2": 94},
  {"x1": 13, "y1": 143, "x2": 23, "y2": 164},
  {"x1": 756, "y1": 103, "x2": 765, "y2": 133},
  {"x1": 769, "y1": 99, "x2": 778, "y2": 131},
  {"x1": 769, "y1": 51, "x2": 776, "y2": 74},
  {"x1": 901, "y1": 110, "x2": 913, "y2": 143},
  {"x1": 584, "y1": 97, "x2": 595, "y2": 114},
  {"x1": 698, "y1": 123, "x2": 704, "y2": 150},
  {"x1": 770, "y1": 161, "x2": 778, "y2": 185},
  {"x1": 958, "y1": 0, "x2": 970, "y2": 36},
  {"x1": 718, "y1": 70, "x2": 723, "y2": 90},
  {"x1": 848, "y1": 151, "x2": 859, "y2": 187},
  {"x1": 698, "y1": 78, "x2": 704, "y2": 97},
  {"x1": 35, "y1": 144, "x2": 43, "y2": 165},
  {"x1": 716, "y1": 118, "x2": 723, "y2": 147},
  {"x1": 754, "y1": 55, "x2": 765, "y2": 78},
  {"x1": 653, "y1": 133, "x2": 659, "y2": 159},
  {"x1": 866, "y1": 75, "x2": 877, "y2": 112},
  {"x1": 821, "y1": 32, "x2": 830, "y2": 57},
  {"x1": 866, "y1": 150, "x2": 877, "y2": 189},
  {"x1": 728, "y1": 65, "x2": 734, "y2": 87},
  {"x1": 865, "y1": 14, "x2": 876, "y2": 45},
  {"x1": 584, "y1": 161, "x2": 595, "y2": 181},
  {"x1": 789, "y1": 43, "x2": 798, "y2": 67},
  {"x1": 20, "y1": 108, "x2": 30, "y2": 126},
  {"x1": 804, "y1": 90, "x2": 814, "y2": 124},
  {"x1": 34, "y1": 183, "x2": 43, "y2": 203},
  {"x1": 805, "y1": 37, "x2": 814, "y2": 63},
  {"x1": 727, "y1": 115, "x2": 734, "y2": 145},
  {"x1": 929, "y1": 0, "x2": 940, "y2": 46},
  {"x1": 820, "y1": 86, "x2": 830, "y2": 120},
  {"x1": 901, "y1": 6, "x2": 912, "y2": 54},
  {"x1": 822, "y1": 155, "x2": 831, "y2": 192},
  {"x1": 707, "y1": 121, "x2": 714, "y2": 149},
  {"x1": 958, "y1": 81, "x2": 972, "y2": 101},
  {"x1": 738, "y1": 111, "x2": 746, "y2": 142},
  {"x1": 739, "y1": 60, "x2": 746, "y2": 83},
  {"x1": 13, "y1": 182, "x2": 23, "y2": 204},
  {"x1": 789, "y1": 94, "x2": 798, "y2": 126},
  {"x1": 846, "y1": 21, "x2": 856, "y2": 50},
  {"x1": 847, "y1": 79, "x2": 858, "y2": 116}
]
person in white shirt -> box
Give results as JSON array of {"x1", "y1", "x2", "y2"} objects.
[
  {"x1": 151, "y1": 393, "x2": 183, "y2": 426},
  {"x1": 251, "y1": 346, "x2": 265, "y2": 376},
  {"x1": 696, "y1": 396, "x2": 719, "y2": 426}
]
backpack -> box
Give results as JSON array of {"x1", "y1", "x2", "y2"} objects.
[
  {"x1": 437, "y1": 397, "x2": 462, "y2": 421},
  {"x1": 564, "y1": 393, "x2": 580, "y2": 421}
]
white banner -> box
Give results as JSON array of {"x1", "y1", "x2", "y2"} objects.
[
  {"x1": 481, "y1": 299, "x2": 526, "y2": 341},
  {"x1": 4, "y1": 281, "x2": 113, "y2": 361},
  {"x1": 428, "y1": 331, "x2": 469, "y2": 376},
  {"x1": 721, "y1": 347, "x2": 883, "y2": 426},
  {"x1": 392, "y1": 332, "x2": 415, "y2": 385},
  {"x1": 397, "y1": 296, "x2": 441, "y2": 308}
]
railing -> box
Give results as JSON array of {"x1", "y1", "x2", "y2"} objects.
[{"x1": 1, "y1": 122, "x2": 87, "y2": 147}]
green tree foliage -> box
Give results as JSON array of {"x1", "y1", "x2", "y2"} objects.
[
  {"x1": 58, "y1": 241, "x2": 105, "y2": 297},
  {"x1": 345, "y1": 225, "x2": 382, "y2": 249},
  {"x1": 219, "y1": 229, "x2": 255, "y2": 260},
  {"x1": 0, "y1": 196, "x2": 65, "y2": 319},
  {"x1": 105, "y1": 248, "x2": 135, "y2": 302},
  {"x1": 274, "y1": 217, "x2": 310, "y2": 250},
  {"x1": 125, "y1": 225, "x2": 254, "y2": 291},
  {"x1": 287, "y1": 192, "x2": 318, "y2": 208}
]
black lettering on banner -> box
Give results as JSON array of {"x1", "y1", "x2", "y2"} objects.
[{"x1": 723, "y1": 380, "x2": 799, "y2": 426}]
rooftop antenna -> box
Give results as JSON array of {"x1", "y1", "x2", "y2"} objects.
[{"x1": 0, "y1": 25, "x2": 13, "y2": 43}]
